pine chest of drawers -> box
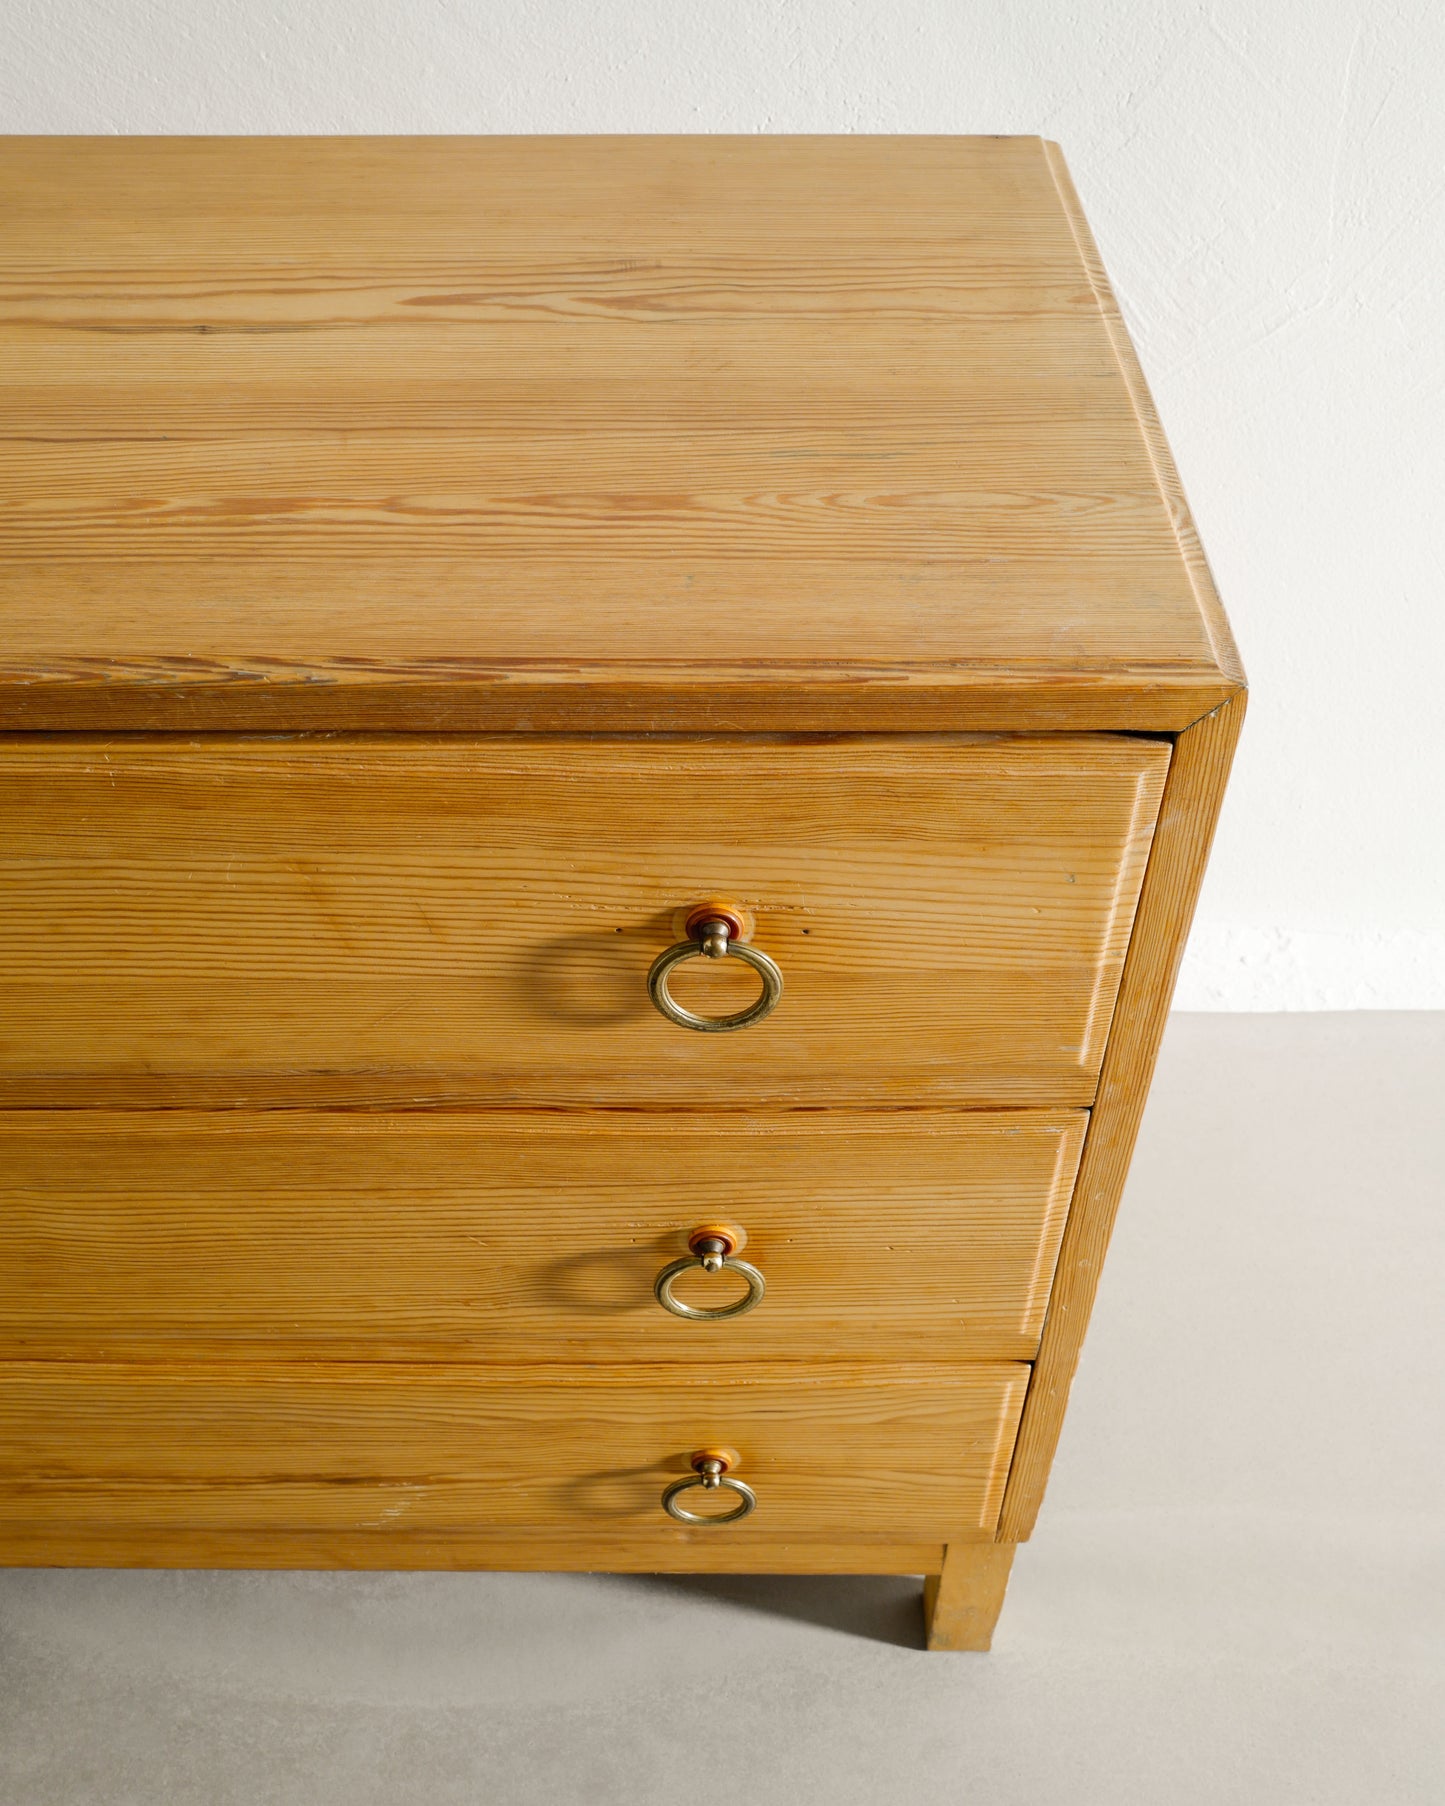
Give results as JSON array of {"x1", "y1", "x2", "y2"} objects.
[{"x1": 0, "y1": 134, "x2": 1243, "y2": 1649}]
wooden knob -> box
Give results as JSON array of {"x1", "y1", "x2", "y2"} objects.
[
  {"x1": 648, "y1": 906, "x2": 783, "y2": 1034},
  {"x1": 676, "y1": 898, "x2": 755, "y2": 944}
]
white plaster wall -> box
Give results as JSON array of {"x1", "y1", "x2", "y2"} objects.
[{"x1": 2, "y1": 0, "x2": 1442, "y2": 1008}]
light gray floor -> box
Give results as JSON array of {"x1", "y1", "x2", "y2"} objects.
[{"x1": 2, "y1": 1014, "x2": 1442, "y2": 1805}]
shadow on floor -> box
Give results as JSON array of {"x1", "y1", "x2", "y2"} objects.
[{"x1": 614, "y1": 1572, "x2": 927, "y2": 1649}]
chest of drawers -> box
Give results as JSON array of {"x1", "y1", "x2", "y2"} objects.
[{"x1": 0, "y1": 134, "x2": 1243, "y2": 1649}]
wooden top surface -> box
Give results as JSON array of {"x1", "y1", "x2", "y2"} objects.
[{"x1": 0, "y1": 135, "x2": 1241, "y2": 732}]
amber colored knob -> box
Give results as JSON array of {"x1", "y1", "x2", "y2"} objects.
[
  {"x1": 661, "y1": 1449, "x2": 757, "y2": 1525},
  {"x1": 653, "y1": 1225, "x2": 766, "y2": 1321},
  {"x1": 647, "y1": 910, "x2": 783, "y2": 1033}
]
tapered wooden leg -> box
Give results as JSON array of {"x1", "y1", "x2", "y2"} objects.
[{"x1": 923, "y1": 1541, "x2": 1016, "y2": 1651}]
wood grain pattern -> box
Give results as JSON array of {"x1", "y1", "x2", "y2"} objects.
[
  {"x1": 0, "y1": 1526, "x2": 952, "y2": 1573},
  {"x1": 0, "y1": 733, "x2": 1167, "y2": 1107},
  {"x1": 0, "y1": 1361, "x2": 1027, "y2": 1544},
  {"x1": 0, "y1": 1109, "x2": 1082, "y2": 1362},
  {"x1": 998, "y1": 692, "x2": 1246, "y2": 1540},
  {"x1": 0, "y1": 140, "x2": 1246, "y2": 1621},
  {"x1": 0, "y1": 135, "x2": 1238, "y2": 732},
  {"x1": 924, "y1": 1540, "x2": 1017, "y2": 1651}
]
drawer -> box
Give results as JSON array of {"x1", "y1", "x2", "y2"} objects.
[
  {"x1": 0, "y1": 733, "x2": 1168, "y2": 1107},
  {"x1": 0, "y1": 1110, "x2": 1082, "y2": 1362},
  {"x1": 0, "y1": 1361, "x2": 1027, "y2": 1543}
]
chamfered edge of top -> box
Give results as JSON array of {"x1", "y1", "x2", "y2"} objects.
[{"x1": 1039, "y1": 141, "x2": 1245, "y2": 713}]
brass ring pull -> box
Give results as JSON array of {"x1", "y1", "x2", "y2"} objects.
[
  {"x1": 654, "y1": 1228, "x2": 766, "y2": 1321},
  {"x1": 662, "y1": 1450, "x2": 757, "y2": 1526},
  {"x1": 647, "y1": 914, "x2": 783, "y2": 1033}
]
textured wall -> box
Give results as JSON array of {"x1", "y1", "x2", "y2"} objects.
[{"x1": 2, "y1": 0, "x2": 1441, "y2": 1007}]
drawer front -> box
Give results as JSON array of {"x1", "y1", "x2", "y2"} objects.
[
  {"x1": 0, "y1": 734, "x2": 1167, "y2": 1107},
  {"x1": 0, "y1": 1110, "x2": 1082, "y2": 1362},
  {"x1": 0, "y1": 1361, "x2": 1026, "y2": 1543}
]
